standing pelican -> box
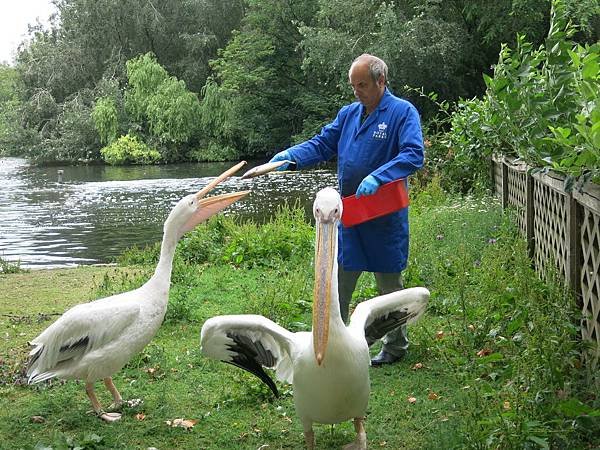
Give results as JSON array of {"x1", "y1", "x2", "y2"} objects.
[
  {"x1": 201, "y1": 187, "x2": 429, "y2": 449},
  {"x1": 27, "y1": 161, "x2": 249, "y2": 422}
]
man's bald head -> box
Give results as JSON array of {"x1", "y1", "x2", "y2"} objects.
[{"x1": 350, "y1": 54, "x2": 388, "y2": 85}]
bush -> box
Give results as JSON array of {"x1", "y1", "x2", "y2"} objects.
[
  {"x1": 448, "y1": 0, "x2": 600, "y2": 186},
  {"x1": 100, "y1": 134, "x2": 161, "y2": 165},
  {"x1": 188, "y1": 141, "x2": 239, "y2": 162}
]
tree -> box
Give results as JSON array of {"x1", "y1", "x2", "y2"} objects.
[
  {"x1": 0, "y1": 64, "x2": 27, "y2": 155},
  {"x1": 13, "y1": 0, "x2": 244, "y2": 162},
  {"x1": 199, "y1": 0, "x2": 320, "y2": 157}
]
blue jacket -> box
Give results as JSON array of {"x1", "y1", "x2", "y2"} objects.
[{"x1": 288, "y1": 88, "x2": 424, "y2": 272}]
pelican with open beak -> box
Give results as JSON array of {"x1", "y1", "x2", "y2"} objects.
[
  {"x1": 27, "y1": 161, "x2": 249, "y2": 422},
  {"x1": 201, "y1": 187, "x2": 429, "y2": 448}
]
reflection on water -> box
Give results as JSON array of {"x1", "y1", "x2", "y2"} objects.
[{"x1": 0, "y1": 158, "x2": 337, "y2": 268}]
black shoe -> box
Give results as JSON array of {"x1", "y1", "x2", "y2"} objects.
[{"x1": 370, "y1": 350, "x2": 406, "y2": 366}]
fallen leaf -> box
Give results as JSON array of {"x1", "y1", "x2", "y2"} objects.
[
  {"x1": 407, "y1": 396, "x2": 417, "y2": 404},
  {"x1": 30, "y1": 416, "x2": 45, "y2": 423},
  {"x1": 428, "y1": 392, "x2": 440, "y2": 400},
  {"x1": 468, "y1": 324, "x2": 475, "y2": 331},
  {"x1": 165, "y1": 418, "x2": 198, "y2": 430},
  {"x1": 412, "y1": 363, "x2": 424, "y2": 370},
  {"x1": 379, "y1": 441, "x2": 388, "y2": 447},
  {"x1": 503, "y1": 401, "x2": 511, "y2": 410},
  {"x1": 135, "y1": 413, "x2": 146, "y2": 421},
  {"x1": 435, "y1": 331, "x2": 445, "y2": 340},
  {"x1": 477, "y1": 348, "x2": 492, "y2": 357}
]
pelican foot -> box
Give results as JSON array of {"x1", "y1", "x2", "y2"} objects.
[
  {"x1": 99, "y1": 412, "x2": 122, "y2": 422},
  {"x1": 107, "y1": 398, "x2": 143, "y2": 412},
  {"x1": 106, "y1": 400, "x2": 124, "y2": 412},
  {"x1": 342, "y1": 437, "x2": 367, "y2": 450}
]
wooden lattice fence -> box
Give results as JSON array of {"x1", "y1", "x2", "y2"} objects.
[{"x1": 492, "y1": 156, "x2": 600, "y2": 368}]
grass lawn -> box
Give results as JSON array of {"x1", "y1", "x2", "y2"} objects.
[{"x1": 1, "y1": 266, "x2": 460, "y2": 450}]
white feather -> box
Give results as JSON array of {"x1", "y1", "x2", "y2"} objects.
[
  {"x1": 201, "y1": 315, "x2": 297, "y2": 383},
  {"x1": 348, "y1": 286, "x2": 430, "y2": 337}
]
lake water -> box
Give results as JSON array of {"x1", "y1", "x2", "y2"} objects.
[{"x1": 0, "y1": 157, "x2": 337, "y2": 269}]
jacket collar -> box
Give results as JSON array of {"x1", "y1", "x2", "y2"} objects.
[{"x1": 357, "y1": 88, "x2": 392, "y2": 131}]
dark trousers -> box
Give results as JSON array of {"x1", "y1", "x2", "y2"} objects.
[{"x1": 338, "y1": 266, "x2": 409, "y2": 356}]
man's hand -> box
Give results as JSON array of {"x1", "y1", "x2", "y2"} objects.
[
  {"x1": 268, "y1": 150, "x2": 293, "y2": 171},
  {"x1": 355, "y1": 175, "x2": 380, "y2": 198}
]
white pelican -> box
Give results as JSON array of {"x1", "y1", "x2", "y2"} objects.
[
  {"x1": 27, "y1": 161, "x2": 250, "y2": 422},
  {"x1": 201, "y1": 187, "x2": 429, "y2": 449}
]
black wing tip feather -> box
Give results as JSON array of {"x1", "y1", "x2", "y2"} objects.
[
  {"x1": 225, "y1": 359, "x2": 280, "y2": 398},
  {"x1": 224, "y1": 332, "x2": 280, "y2": 398},
  {"x1": 365, "y1": 309, "x2": 412, "y2": 345}
]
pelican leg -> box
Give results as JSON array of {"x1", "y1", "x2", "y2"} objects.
[
  {"x1": 342, "y1": 417, "x2": 367, "y2": 450},
  {"x1": 104, "y1": 377, "x2": 124, "y2": 411},
  {"x1": 85, "y1": 382, "x2": 121, "y2": 422},
  {"x1": 302, "y1": 420, "x2": 315, "y2": 450}
]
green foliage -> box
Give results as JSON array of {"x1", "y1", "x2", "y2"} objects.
[
  {"x1": 125, "y1": 53, "x2": 201, "y2": 154},
  {"x1": 447, "y1": 0, "x2": 600, "y2": 186},
  {"x1": 34, "y1": 431, "x2": 105, "y2": 450},
  {"x1": 29, "y1": 90, "x2": 102, "y2": 163},
  {"x1": 0, "y1": 64, "x2": 26, "y2": 156},
  {"x1": 200, "y1": 0, "x2": 319, "y2": 156},
  {"x1": 5, "y1": 0, "x2": 600, "y2": 163},
  {"x1": 100, "y1": 134, "x2": 161, "y2": 165},
  {"x1": 119, "y1": 206, "x2": 314, "y2": 271},
  {"x1": 10, "y1": 0, "x2": 244, "y2": 163},
  {"x1": 125, "y1": 54, "x2": 170, "y2": 122},
  {"x1": 188, "y1": 141, "x2": 239, "y2": 162},
  {"x1": 0, "y1": 256, "x2": 25, "y2": 274},
  {"x1": 145, "y1": 78, "x2": 201, "y2": 144},
  {"x1": 91, "y1": 97, "x2": 118, "y2": 144},
  {"x1": 406, "y1": 195, "x2": 598, "y2": 448}
]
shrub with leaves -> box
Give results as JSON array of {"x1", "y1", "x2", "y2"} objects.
[
  {"x1": 448, "y1": 0, "x2": 600, "y2": 187},
  {"x1": 100, "y1": 134, "x2": 161, "y2": 165}
]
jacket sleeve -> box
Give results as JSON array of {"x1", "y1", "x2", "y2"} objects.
[
  {"x1": 286, "y1": 107, "x2": 348, "y2": 169},
  {"x1": 371, "y1": 104, "x2": 424, "y2": 184}
]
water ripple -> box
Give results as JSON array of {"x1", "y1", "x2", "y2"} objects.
[{"x1": 0, "y1": 157, "x2": 336, "y2": 268}]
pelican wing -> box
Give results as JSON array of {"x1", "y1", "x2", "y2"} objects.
[
  {"x1": 348, "y1": 287, "x2": 429, "y2": 345},
  {"x1": 27, "y1": 294, "x2": 141, "y2": 383},
  {"x1": 200, "y1": 315, "x2": 297, "y2": 397}
]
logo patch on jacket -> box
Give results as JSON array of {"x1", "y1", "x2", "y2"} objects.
[{"x1": 373, "y1": 122, "x2": 388, "y2": 140}]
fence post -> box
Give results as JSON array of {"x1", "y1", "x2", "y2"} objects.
[
  {"x1": 526, "y1": 170, "x2": 535, "y2": 260},
  {"x1": 565, "y1": 194, "x2": 580, "y2": 296},
  {"x1": 501, "y1": 159, "x2": 509, "y2": 210}
]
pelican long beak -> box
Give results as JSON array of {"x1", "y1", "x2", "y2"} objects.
[
  {"x1": 312, "y1": 220, "x2": 335, "y2": 365},
  {"x1": 181, "y1": 161, "x2": 250, "y2": 234},
  {"x1": 196, "y1": 160, "x2": 247, "y2": 199}
]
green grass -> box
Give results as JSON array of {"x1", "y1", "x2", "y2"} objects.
[{"x1": 0, "y1": 194, "x2": 598, "y2": 449}]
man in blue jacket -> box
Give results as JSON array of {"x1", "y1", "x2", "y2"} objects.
[{"x1": 269, "y1": 53, "x2": 424, "y2": 365}]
